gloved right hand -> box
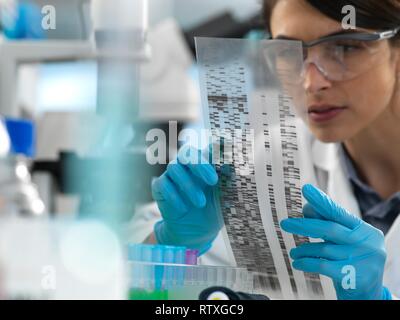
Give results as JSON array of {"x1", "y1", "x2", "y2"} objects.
[
  {"x1": 152, "y1": 145, "x2": 222, "y2": 255},
  {"x1": 281, "y1": 184, "x2": 391, "y2": 300}
]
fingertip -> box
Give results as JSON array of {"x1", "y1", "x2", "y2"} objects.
[
  {"x1": 198, "y1": 164, "x2": 218, "y2": 186},
  {"x1": 280, "y1": 218, "x2": 309, "y2": 237},
  {"x1": 302, "y1": 184, "x2": 317, "y2": 197},
  {"x1": 207, "y1": 167, "x2": 219, "y2": 186},
  {"x1": 289, "y1": 248, "x2": 297, "y2": 260},
  {"x1": 303, "y1": 184, "x2": 361, "y2": 229},
  {"x1": 302, "y1": 184, "x2": 327, "y2": 208},
  {"x1": 292, "y1": 258, "x2": 314, "y2": 271},
  {"x1": 292, "y1": 259, "x2": 304, "y2": 271},
  {"x1": 280, "y1": 218, "x2": 292, "y2": 231},
  {"x1": 196, "y1": 191, "x2": 207, "y2": 208}
]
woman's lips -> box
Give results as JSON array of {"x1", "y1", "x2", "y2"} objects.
[{"x1": 307, "y1": 105, "x2": 347, "y2": 123}]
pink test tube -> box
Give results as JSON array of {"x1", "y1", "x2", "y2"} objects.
[{"x1": 185, "y1": 249, "x2": 199, "y2": 265}]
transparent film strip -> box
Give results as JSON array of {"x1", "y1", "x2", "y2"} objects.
[{"x1": 196, "y1": 37, "x2": 335, "y2": 300}]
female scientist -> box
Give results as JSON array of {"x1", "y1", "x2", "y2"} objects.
[{"x1": 137, "y1": 0, "x2": 400, "y2": 300}]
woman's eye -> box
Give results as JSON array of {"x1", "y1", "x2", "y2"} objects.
[
  {"x1": 337, "y1": 44, "x2": 361, "y2": 52},
  {"x1": 334, "y1": 41, "x2": 365, "y2": 53}
]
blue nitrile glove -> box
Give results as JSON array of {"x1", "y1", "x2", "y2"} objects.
[
  {"x1": 152, "y1": 145, "x2": 223, "y2": 255},
  {"x1": 281, "y1": 184, "x2": 391, "y2": 300}
]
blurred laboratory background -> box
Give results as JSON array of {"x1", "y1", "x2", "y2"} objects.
[
  {"x1": 0, "y1": 0, "x2": 271, "y2": 300},
  {"x1": 0, "y1": 0, "x2": 265, "y2": 218}
]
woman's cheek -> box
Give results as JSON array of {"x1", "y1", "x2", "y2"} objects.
[
  {"x1": 390, "y1": 73, "x2": 400, "y2": 119},
  {"x1": 345, "y1": 67, "x2": 394, "y2": 128}
]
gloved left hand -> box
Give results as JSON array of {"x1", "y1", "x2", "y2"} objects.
[
  {"x1": 152, "y1": 145, "x2": 223, "y2": 255},
  {"x1": 281, "y1": 184, "x2": 392, "y2": 300}
]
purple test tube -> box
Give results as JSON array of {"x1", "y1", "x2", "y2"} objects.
[{"x1": 185, "y1": 249, "x2": 199, "y2": 265}]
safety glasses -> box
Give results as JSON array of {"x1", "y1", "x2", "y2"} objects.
[{"x1": 269, "y1": 28, "x2": 400, "y2": 82}]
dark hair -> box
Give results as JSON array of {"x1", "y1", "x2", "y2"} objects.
[{"x1": 263, "y1": 0, "x2": 400, "y2": 45}]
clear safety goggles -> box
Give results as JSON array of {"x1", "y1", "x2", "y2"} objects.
[{"x1": 269, "y1": 28, "x2": 400, "y2": 82}]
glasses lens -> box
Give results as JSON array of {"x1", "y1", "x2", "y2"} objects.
[
  {"x1": 303, "y1": 38, "x2": 384, "y2": 81},
  {"x1": 266, "y1": 42, "x2": 304, "y2": 84}
]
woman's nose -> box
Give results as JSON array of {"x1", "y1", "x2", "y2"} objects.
[{"x1": 302, "y1": 63, "x2": 332, "y2": 94}]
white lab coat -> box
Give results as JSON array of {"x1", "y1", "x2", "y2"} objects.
[{"x1": 128, "y1": 121, "x2": 400, "y2": 298}]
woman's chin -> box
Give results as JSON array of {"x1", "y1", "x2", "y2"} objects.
[{"x1": 309, "y1": 127, "x2": 348, "y2": 144}]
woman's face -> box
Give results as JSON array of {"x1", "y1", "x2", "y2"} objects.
[{"x1": 270, "y1": 0, "x2": 400, "y2": 143}]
